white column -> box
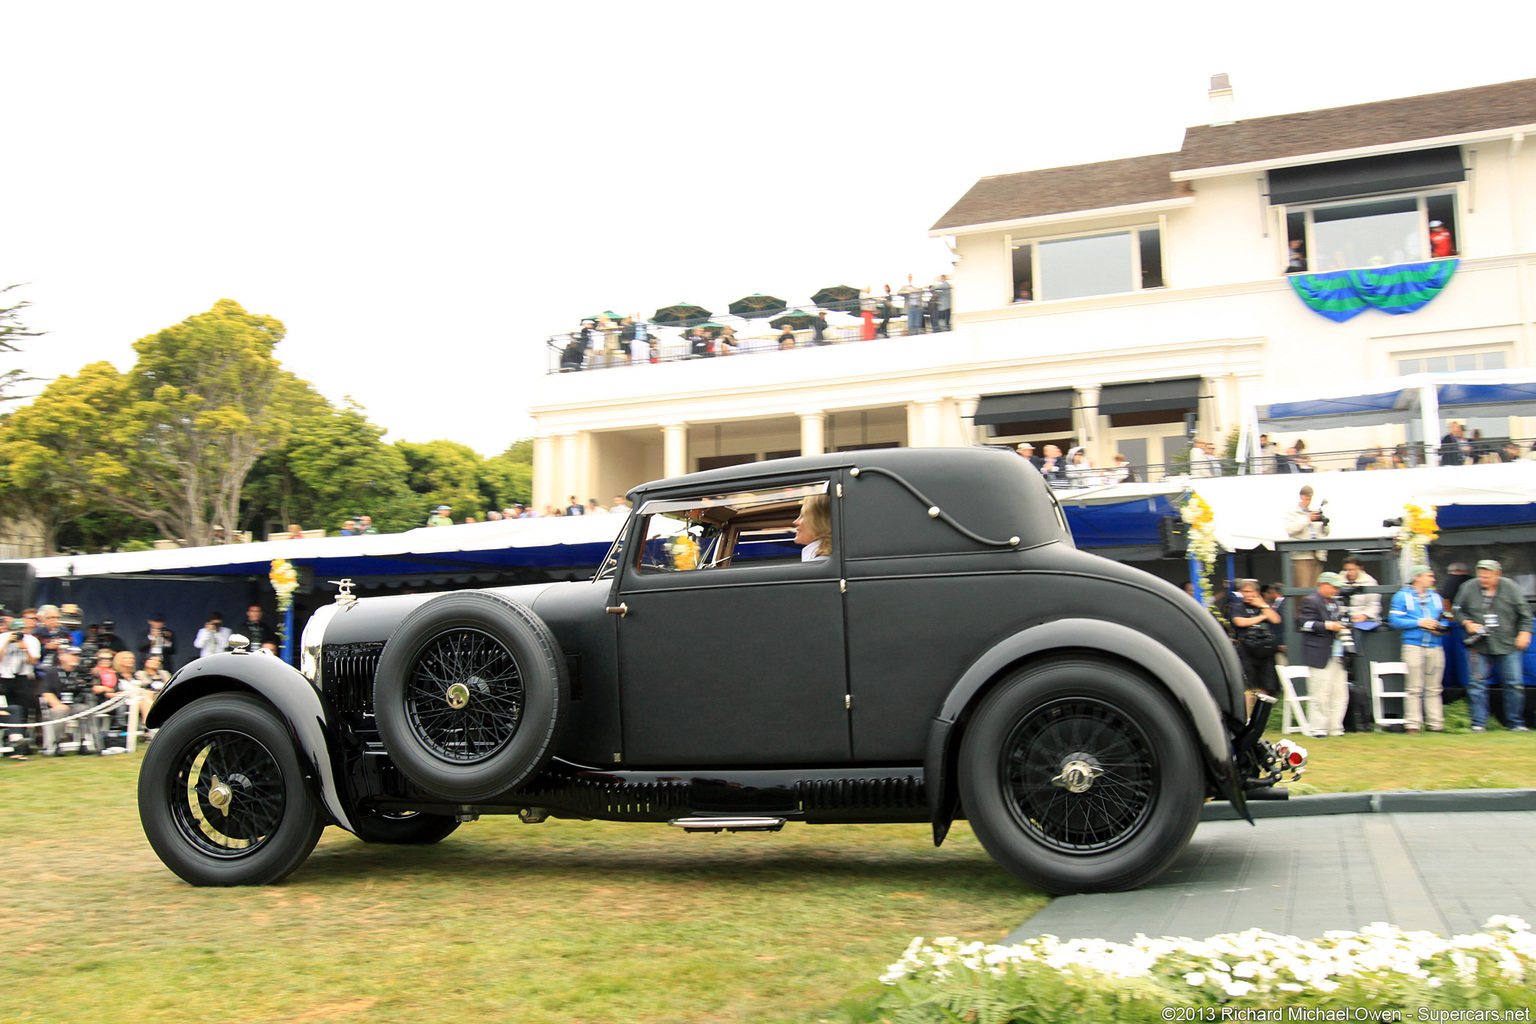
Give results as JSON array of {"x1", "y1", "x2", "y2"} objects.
[
  {"x1": 1074, "y1": 385, "x2": 1103, "y2": 462},
  {"x1": 799, "y1": 411, "x2": 827, "y2": 457},
  {"x1": 956, "y1": 396, "x2": 982, "y2": 447},
  {"x1": 661, "y1": 422, "x2": 689, "y2": 478},
  {"x1": 557, "y1": 433, "x2": 580, "y2": 509},
  {"x1": 906, "y1": 398, "x2": 942, "y2": 447},
  {"x1": 532, "y1": 434, "x2": 556, "y2": 511}
]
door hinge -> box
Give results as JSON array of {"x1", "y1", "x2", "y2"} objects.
[
  {"x1": 839, "y1": 579, "x2": 846, "y2": 593},
  {"x1": 836, "y1": 482, "x2": 843, "y2": 498},
  {"x1": 845, "y1": 694, "x2": 852, "y2": 709}
]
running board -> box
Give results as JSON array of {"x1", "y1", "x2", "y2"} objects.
[{"x1": 668, "y1": 816, "x2": 786, "y2": 833}]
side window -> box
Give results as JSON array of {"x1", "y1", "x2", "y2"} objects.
[{"x1": 634, "y1": 481, "x2": 833, "y2": 574}]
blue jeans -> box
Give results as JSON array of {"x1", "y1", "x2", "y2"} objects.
[{"x1": 1467, "y1": 650, "x2": 1527, "y2": 728}]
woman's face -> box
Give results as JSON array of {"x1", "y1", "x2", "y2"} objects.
[
  {"x1": 146, "y1": 657, "x2": 162, "y2": 673},
  {"x1": 793, "y1": 507, "x2": 814, "y2": 547}
]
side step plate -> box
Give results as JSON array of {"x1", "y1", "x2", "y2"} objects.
[{"x1": 668, "y1": 816, "x2": 786, "y2": 833}]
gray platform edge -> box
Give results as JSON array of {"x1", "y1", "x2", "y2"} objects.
[{"x1": 1204, "y1": 787, "x2": 1536, "y2": 820}]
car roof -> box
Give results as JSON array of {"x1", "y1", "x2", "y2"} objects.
[{"x1": 629, "y1": 446, "x2": 1022, "y2": 501}]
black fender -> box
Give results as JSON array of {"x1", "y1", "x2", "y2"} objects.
[
  {"x1": 924, "y1": 618, "x2": 1247, "y2": 844},
  {"x1": 145, "y1": 652, "x2": 357, "y2": 834}
]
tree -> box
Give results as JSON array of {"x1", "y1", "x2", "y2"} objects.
[
  {"x1": 0, "y1": 300, "x2": 304, "y2": 549},
  {"x1": 396, "y1": 439, "x2": 489, "y2": 524},
  {"x1": 243, "y1": 399, "x2": 417, "y2": 536},
  {"x1": 480, "y1": 439, "x2": 534, "y2": 511},
  {"x1": 0, "y1": 284, "x2": 43, "y2": 405}
]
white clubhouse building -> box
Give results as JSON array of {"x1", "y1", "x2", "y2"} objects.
[{"x1": 529, "y1": 77, "x2": 1536, "y2": 509}]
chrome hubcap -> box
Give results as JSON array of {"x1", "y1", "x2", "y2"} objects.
[
  {"x1": 1050, "y1": 757, "x2": 1104, "y2": 794},
  {"x1": 445, "y1": 682, "x2": 471, "y2": 710}
]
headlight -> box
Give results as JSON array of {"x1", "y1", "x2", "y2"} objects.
[{"x1": 299, "y1": 604, "x2": 340, "y2": 681}]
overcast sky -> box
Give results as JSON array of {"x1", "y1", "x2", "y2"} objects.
[{"x1": 5, "y1": 3, "x2": 1532, "y2": 455}]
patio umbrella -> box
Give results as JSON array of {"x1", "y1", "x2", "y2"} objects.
[
  {"x1": 587, "y1": 309, "x2": 625, "y2": 324},
  {"x1": 769, "y1": 309, "x2": 819, "y2": 330},
  {"x1": 727, "y1": 293, "x2": 787, "y2": 318},
  {"x1": 652, "y1": 302, "x2": 713, "y2": 326},
  {"x1": 811, "y1": 285, "x2": 862, "y2": 312}
]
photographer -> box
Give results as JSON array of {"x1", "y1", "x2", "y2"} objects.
[
  {"x1": 39, "y1": 645, "x2": 89, "y2": 755},
  {"x1": 1298, "y1": 572, "x2": 1353, "y2": 738},
  {"x1": 1283, "y1": 485, "x2": 1330, "y2": 590},
  {"x1": 193, "y1": 612, "x2": 232, "y2": 659},
  {"x1": 1389, "y1": 565, "x2": 1447, "y2": 733},
  {"x1": 0, "y1": 618, "x2": 40, "y2": 757},
  {"x1": 140, "y1": 614, "x2": 177, "y2": 672},
  {"x1": 1453, "y1": 559, "x2": 1533, "y2": 732},
  {"x1": 1228, "y1": 580, "x2": 1281, "y2": 716}
]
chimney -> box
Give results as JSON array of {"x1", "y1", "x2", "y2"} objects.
[{"x1": 1208, "y1": 73, "x2": 1234, "y2": 126}]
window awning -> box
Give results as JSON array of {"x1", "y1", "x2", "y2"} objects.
[
  {"x1": 1437, "y1": 379, "x2": 1536, "y2": 418},
  {"x1": 1097, "y1": 377, "x2": 1201, "y2": 416},
  {"x1": 972, "y1": 388, "x2": 1074, "y2": 425},
  {"x1": 1268, "y1": 146, "x2": 1465, "y2": 206}
]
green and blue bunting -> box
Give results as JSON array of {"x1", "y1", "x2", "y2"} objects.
[{"x1": 1289, "y1": 258, "x2": 1458, "y2": 322}]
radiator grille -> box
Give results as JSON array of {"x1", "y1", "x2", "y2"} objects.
[{"x1": 323, "y1": 642, "x2": 384, "y2": 715}]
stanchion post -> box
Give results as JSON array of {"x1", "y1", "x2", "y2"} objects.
[{"x1": 282, "y1": 604, "x2": 295, "y2": 666}]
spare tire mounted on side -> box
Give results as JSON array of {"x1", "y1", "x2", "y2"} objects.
[{"x1": 373, "y1": 591, "x2": 568, "y2": 802}]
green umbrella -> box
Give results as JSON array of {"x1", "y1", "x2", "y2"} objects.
[
  {"x1": 651, "y1": 302, "x2": 713, "y2": 326},
  {"x1": 769, "y1": 309, "x2": 819, "y2": 330},
  {"x1": 587, "y1": 310, "x2": 625, "y2": 324},
  {"x1": 727, "y1": 293, "x2": 787, "y2": 318},
  {"x1": 811, "y1": 285, "x2": 861, "y2": 313}
]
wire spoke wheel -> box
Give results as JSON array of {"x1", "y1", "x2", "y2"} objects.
[
  {"x1": 1001, "y1": 698, "x2": 1156, "y2": 853},
  {"x1": 140, "y1": 693, "x2": 325, "y2": 886},
  {"x1": 404, "y1": 627, "x2": 524, "y2": 763},
  {"x1": 170, "y1": 730, "x2": 289, "y2": 857},
  {"x1": 374, "y1": 592, "x2": 568, "y2": 802},
  {"x1": 958, "y1": 659, "x2": 1203, "y2": 894}
]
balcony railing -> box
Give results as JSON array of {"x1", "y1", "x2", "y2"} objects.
[
  {"x1": 545, "y1": 310, "x2": 949, "y2": 374},
  {"x1": 1033, "y1": 438, "x2": 1535, "y2": 489}
]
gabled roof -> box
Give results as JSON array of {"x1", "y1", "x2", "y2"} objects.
[
  {"x1": 934, "y1": 78, "x2": 1536, "y2": 234},
  {"x1": 1175, "y1": 78, "x2": 1536, "y2": 174},
  {"x1": 929, "y1": 153, "x2": 1191, "y2": 233}
]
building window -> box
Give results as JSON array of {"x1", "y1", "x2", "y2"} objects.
[
  {"x1": 1009, "y1": 226, "x2": 1164, "y2": 303},
  {"x1": 1285, "y1": 191, "x2": 1458, "y2": 274},
  {"x1": 1396, "y1": 348, "x2": 1507, "y2": 375}
]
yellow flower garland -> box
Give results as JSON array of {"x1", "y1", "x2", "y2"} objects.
[
  {"x1": 1179, "y1": 493, "x2": 1222, "y2": 616},
  {"x1": 270, "y1": 558, "x2": 300, "y2": 612}
]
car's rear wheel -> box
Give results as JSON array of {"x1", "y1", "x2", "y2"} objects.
[
  {"x1": 374, "y1": 592, "x2": 568, "y2": 802},
  {"x1": 958, "y1": 658, "x2": 1203, "y2": 894},
  {"x1": 351, "y1": 811, "x2": 461, "y2": 845},
  {"x1": 139, "y1": 694, "x2": 325, "y2": 886}
]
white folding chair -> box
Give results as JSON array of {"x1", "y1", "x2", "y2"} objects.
[
  {"x1": 1277, "y1": 665, "x2": 1315, "y2": 736},
  {"x1": 1370, "y1": 660, "x2": 1409, "y2": 730}
]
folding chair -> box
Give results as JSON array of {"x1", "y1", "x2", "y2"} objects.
[
  {"x1": 1370, "y1": 660, "x2": 1409, "y2": 730},
  {"x1": 1276, "y1": 665, "x2": 1315, "y2": 736}
]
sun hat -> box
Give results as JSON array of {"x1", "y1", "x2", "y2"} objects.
[
  {"x1": 1317, "y1": 572, "x2": 1345, "y2": 587},
  {"x1": 1475, "y1": 558, "x2": 1502, "y2": 572}
]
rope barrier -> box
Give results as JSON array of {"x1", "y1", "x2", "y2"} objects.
[{"x1": 2, "y1": 688, "x2": 144, "y2": 729}]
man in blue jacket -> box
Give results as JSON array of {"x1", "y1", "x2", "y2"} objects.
[
  {"x1": 1454, "y1": 559, "x2": 1533, "y2": 732},
  {"x1": 1388, "y1": 564, "x2": 1447, "y2": 733}
]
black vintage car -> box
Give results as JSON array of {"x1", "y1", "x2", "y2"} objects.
[{"x1": 140, "y1": 447, "x2": 1302, "y2": 892}]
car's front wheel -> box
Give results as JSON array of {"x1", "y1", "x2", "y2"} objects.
[
  {"x1": 139, "y1": 693, "x2": 326, "y2": 886},
  {"x1": 958, "y1": 658, "x2": 1203, "y2": 894}
]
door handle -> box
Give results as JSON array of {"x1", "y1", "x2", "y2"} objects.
[{"x1": 605, "y1": 603, "x2": 629, "y2": 617}]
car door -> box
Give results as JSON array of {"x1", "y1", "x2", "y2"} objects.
[{"x1": 613, "y1": 479, "x2": 850, "y2": 766}]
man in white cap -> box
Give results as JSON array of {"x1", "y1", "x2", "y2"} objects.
[
  {"x1": 1430, "y1": 220, "x2": 1453, "y2": 259},
  {"x1": 1298, "y1": 571, "x2": 1352, "y2": 738},
  {"x1": 1454, "y1": 559, "x2": 1532, "y2": 732}
]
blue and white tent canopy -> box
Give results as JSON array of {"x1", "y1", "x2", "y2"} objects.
[{"x1": 16, "y1": 514, "x2": 632, "y2": 582}]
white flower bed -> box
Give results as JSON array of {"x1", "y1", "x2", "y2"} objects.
[{"x1": 880, "y1": 916, "x2": 1535, "y2": 1002}]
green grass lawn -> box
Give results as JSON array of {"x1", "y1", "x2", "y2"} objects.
[{"x1": 3, "y1": 728, "x2": 1533, "y2": 1024}]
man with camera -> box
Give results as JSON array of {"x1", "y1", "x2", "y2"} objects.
[
  {"x1": 1298, "y1": 572, "x2": 1354, "y2": 738},
  {"x1": 1284, "y1": 485, "x2": 1330, "y2": 590},
  {"x1": 0, "y1": 616, "x2": 41, "y2": 757},
  {"x1": 1454, "y1": 559, "x2": 1532, "y2": 732},
  {"x1": 39, "y1": 645, "x2": 89, "y2": 755},
  {"x1": 1389, "y1": 565, "x2": 1448, "y2": 733},
  {"x1": 193, "y1": 612, "x2": 232, "y2": 659},
  {"x1": 139, "y1": 614, "x2": 177, "y2": 672}
]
